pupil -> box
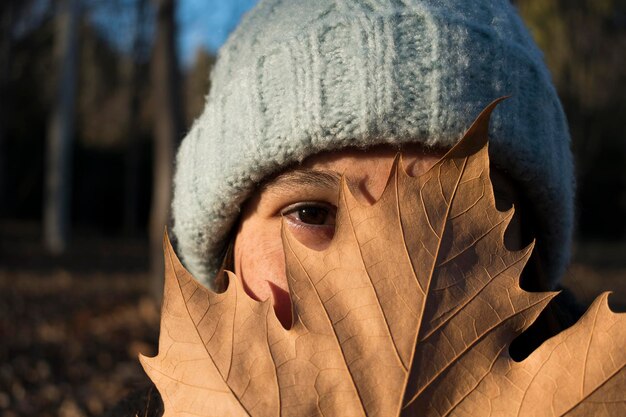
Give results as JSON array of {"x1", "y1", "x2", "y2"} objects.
[{"x1": 298, "y1": 207, "x2": 327, "y2": 225}]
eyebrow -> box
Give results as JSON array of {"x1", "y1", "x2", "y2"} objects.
[{"x1": 262, "y1": 169, "x2": 355, "y2": 193}]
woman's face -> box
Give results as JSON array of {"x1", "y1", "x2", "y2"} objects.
[{"x1": 233, "y1": 145, "x2": 522, "y2": 328}]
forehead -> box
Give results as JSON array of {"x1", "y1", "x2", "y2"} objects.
[
  {"x1": 260, "y1": 145, "x2": 446, "y2": 203},
  {"x1": 260, "y1": 145, "x2": 520, "y2": 207},
  {"x1": 291, "y1": 144, "x2": 441, "y2": 176}
]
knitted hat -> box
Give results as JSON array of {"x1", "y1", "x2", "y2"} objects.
[{"x1": 172, "y1": 0, "x2": 574, "y2": 289}]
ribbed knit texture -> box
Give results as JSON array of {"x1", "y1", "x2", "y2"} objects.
[{"x1": 172, "y1": 0, "x2": 574, "y2": 289}]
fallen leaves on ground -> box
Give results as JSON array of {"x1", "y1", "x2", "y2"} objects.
[{"x1": 0, "y1": 267, "x2": 159, "y2": 417}]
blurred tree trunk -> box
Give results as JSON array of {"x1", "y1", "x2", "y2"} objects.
[
  {"x1": 150, "y1": 0, "x2": 183, "y2": 299},
  {"x1": 43, "y1": 0, "x2": 80, "y2": 254},
  {"x1": 124, "y1": 0, "x2": 149, "y2": 234}
]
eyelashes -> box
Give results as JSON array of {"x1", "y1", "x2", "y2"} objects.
[
  {"x1": 281, "y1": 201, "x2": 337, "y2": 227},
  {"x1": 280, "y1": 202, "x2": 337, "y2": 249}
]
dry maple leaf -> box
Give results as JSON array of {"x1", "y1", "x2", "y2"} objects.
[{"x1": 141, "y1": 98, "x2": 626, "y2": 417}]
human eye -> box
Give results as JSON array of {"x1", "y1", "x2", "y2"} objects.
[
  {"x1": 280, "y1": 201, "x2": 336, "y2": 249},
  {"x1": 281, "y1": 202, "x2": 336, "y2": 227}
]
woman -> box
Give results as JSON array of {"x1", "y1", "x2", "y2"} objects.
[
  {"x1": 172, "y1": 0, "x2": 577, "y2": 331},
  {"x1": 109, "y1": 0, "x2": 581, "y2": 415}
]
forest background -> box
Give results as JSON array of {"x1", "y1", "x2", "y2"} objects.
[{"x1": 0, "y1": 0, "x2": 625, "y2": 416}]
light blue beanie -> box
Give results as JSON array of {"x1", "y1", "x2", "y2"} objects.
[{"x1": 172, "y1": 0, "x2": 574, "y2": 289}]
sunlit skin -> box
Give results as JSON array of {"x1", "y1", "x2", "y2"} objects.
[{"x1": 233, "y1": 145, "x2": 523, "y2": 328}]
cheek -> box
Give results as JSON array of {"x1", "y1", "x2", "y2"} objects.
[{"x1": 234, "y1": 221, "x2": 289, "y2": 302}]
